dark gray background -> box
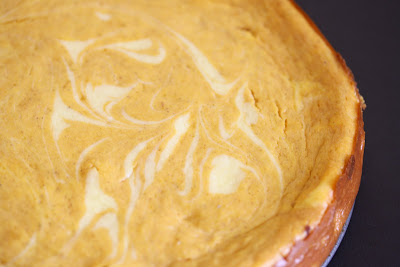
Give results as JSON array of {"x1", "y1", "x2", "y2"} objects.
[{"x1": 294, "y1": 0, "x2": 400, "y2": 266}]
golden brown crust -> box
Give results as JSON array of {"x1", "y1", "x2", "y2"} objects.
[
  {"x1": 278, "y1": 104, "x2": 364, "y2": 267},
  {"x1": 272, "y1": 1, "x2": 366, "y2": 266}
]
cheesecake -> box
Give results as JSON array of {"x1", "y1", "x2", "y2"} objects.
[{"x1": 0, "y1": 0, "x2": 365, "y2": 266}]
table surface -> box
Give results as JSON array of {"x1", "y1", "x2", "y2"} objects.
[{"x1": 294, "y1": 0, "x2": 400, "y2": 266}]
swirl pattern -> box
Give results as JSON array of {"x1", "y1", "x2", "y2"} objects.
[{"x1": 0, "y1": 1, "x2": 360, "y2": 266}]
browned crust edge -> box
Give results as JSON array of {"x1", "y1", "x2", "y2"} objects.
[{"x1": 272, "y1": 1, "x2": 366, "y2": 266}]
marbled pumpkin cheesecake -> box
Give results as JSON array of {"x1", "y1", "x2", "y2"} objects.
[{"x1": 0, "y1": 0, "x2": 364, "y2": 266}]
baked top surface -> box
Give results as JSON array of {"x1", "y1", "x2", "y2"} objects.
[{"x1": 0, "y1": 0, "x2": 360, "y2": 266}]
